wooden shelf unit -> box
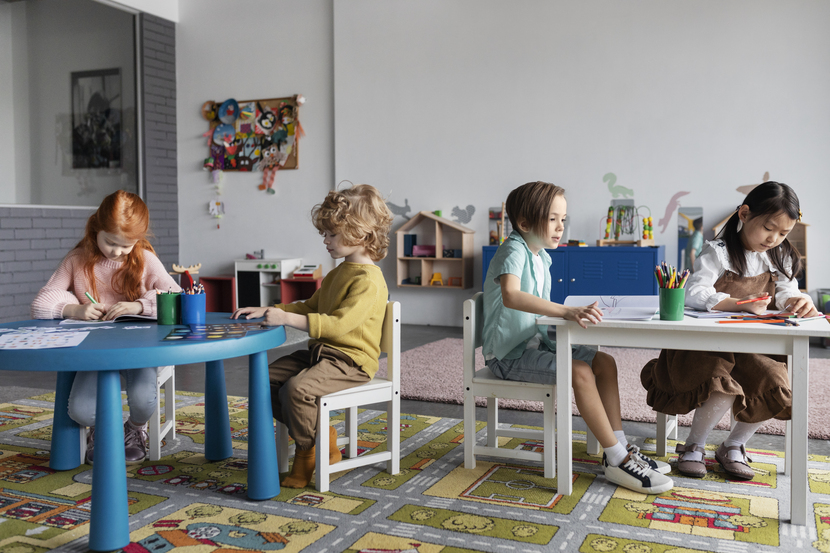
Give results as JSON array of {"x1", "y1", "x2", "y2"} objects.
[{"x1": 395, "y1": 211, "x2": 474, "y2": 289}]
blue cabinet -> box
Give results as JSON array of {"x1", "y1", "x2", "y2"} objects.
[{"x1": 482, "y1": 245, "x2": 665, "y2": 303}]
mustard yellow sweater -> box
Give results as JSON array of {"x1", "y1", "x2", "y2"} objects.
[{"x1": 274, "y1": 263, "x2": 388, "y2": 377}]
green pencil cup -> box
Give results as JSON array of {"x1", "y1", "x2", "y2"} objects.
[
  {"x1": 659, "y1": 288, "x2": 686, "y2": 321},
  {"x1": 157, "y1": 293, "x2": 180, "y2": 325}
]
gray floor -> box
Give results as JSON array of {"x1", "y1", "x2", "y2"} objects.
[{"x1": 1, "y1": 325, "x2": 828, "y2": 455}]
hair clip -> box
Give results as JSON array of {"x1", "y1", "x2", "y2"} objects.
[{"x1": 797, "y1": 209, "x2": 802, "y2": 222}]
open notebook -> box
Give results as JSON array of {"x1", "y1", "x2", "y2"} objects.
[{"x1": 564, "y1": 295, "x2": 659, "y2": 321}]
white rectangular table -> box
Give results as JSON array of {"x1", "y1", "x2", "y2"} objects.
[{"x1": 536, "y1": 314, "x2": 830, "y2": 525}]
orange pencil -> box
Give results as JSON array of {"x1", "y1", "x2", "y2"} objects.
[{"x1": 736, "y1": 295, "x2": 771, "y2": 305}]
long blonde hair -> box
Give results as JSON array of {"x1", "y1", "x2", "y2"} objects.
[
  {"x1": 311, "y1": 184, "x2": 394, "y2": 262},
  {"x1": 74, "y1": 190, "x2": 155, "y2": 301}
]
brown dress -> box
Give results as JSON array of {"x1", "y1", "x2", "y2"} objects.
[{"x1": 640, "y1": 270, "x2": 791, "y2": 423}]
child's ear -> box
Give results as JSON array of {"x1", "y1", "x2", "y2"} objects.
[
  {"x1": 737, "y1": 205, "x2": 750, "y2": 223},
  {"x1": 516, "y1": 218, "x2": 530, "y2": 233}
]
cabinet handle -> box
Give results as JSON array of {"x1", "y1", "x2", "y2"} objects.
[
  {"x1": 571, "y1": 278, "x2": 575, "y2": 282},
  {"x1": 558, "y1": 279, "x2": 563, "y2": 283}
]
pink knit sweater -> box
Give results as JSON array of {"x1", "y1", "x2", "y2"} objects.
[{"x1": 31, "y1": 249, "x2": 182, "y2": 319}]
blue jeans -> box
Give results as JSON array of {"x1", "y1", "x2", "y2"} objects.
[
  {"x1": 68, "y1": 367, "x2": 158, "y2": 427},
  {"x1": 486, "y1": 343, "x2": 598, "y2": 385}
]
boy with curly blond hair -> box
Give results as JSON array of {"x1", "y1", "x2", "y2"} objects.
[{"x1": 234, "y1": 184, "x2": 393, "y2": 488}]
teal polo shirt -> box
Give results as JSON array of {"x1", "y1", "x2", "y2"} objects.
[{"x1": 482, "y1": 231, "x2": 556, "y2": 360}]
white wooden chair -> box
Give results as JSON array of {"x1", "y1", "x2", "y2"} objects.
[
  {"x1": 464, "y1": 292, "x2": 565, "y2": 477},
  {"x1": 149, "y1": 365, "x2": 176, "y2": 461},
  {"x1": 78, "y1": 365, "x2": 176, "y2": 464},
  {"x1": 277, "y1": 301, "x2": 401, "y2": 492}
]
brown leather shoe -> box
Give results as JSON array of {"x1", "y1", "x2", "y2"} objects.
[
  {"x1": 715, "y1": 443, "x2": 755, "y2": 480},
  {"x1": 675, "y1": 443, "x2": 707, "y2": 478}
]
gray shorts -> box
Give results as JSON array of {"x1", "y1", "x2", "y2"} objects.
[{"x1": 486, "y1": 342, "x2": 598, "y2": 386}]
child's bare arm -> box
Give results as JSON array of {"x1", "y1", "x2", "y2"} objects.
[{"x1": 500, "y1": 274, "x2": 602, "y2": 329}]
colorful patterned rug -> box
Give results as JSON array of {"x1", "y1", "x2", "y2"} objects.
[{"x1": 0, "y1": 391, "x2": 827, "y2": 552}]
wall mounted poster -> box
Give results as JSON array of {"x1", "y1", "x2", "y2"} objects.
[
  {"x1": 204, "y1": 96, "x2": 301, "y2": 172},
  {"x1": 71, "y1": 68, "x2": 122, "y2": 169}
]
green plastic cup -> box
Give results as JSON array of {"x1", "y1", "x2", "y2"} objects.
[
  {"x1": 157, "y1": 293, "x2": 180, "y2": 325},
  {"x1": 659, "y1": 288, "x2": 686, "y2": 321}
]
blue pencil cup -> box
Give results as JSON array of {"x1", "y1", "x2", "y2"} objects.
[{"x1": 180, "y1": 294, "x2": 206, "y2": 325}]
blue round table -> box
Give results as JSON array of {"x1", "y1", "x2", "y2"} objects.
[{"x1": 0, "y1": 313, "x2": 286, "y2": 552}]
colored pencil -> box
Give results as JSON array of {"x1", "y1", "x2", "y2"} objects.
[
  {"x1": 736, "y1": 295, "x2": 771, "y2": 305},
  {"x1": 85, "y1": 292, "x2": 98, "y2": 304}
]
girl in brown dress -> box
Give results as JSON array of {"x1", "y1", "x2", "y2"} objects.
[{"x1": 641, "y1": 182, "x2": 819, "y2": 480}]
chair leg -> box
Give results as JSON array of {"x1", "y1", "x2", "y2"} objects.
[
  {"x1": 388, "y1": 396, "x2": 400, "y2": 475},
  {"x1": 586, "y1": 428, "x2": 600, "y2": 456},
  {"x1": 164, "y1": 370, "x2": 176, "y2": 442},
  {"x1": 486, "y1": 398, "x2": 498, "y2": 448},
  {"x1": 463, "y1": 389, "x2": 476, "y2": 469},
  {"x1": 316, "y1": 404, "x2": 330, "y2": 493},
  {"x1": 276, "y1": 422, "x2": 290, "y2": 474},
  {"x1": 543, "y1": 394, "x2": 555, "y2": 479},
  {"x1": 656, "y1": 413, "x2": 669, "y2": 457},
  {"x1": 346, "y1": 407, "x2": 358, "y2": 459},
  {"x1": 149, "y1": 376, "x2": 163, "y2": 461}
]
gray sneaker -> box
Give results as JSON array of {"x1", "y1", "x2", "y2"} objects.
[{"x1": 124, "y1": 420, "x2": 149, "y2": 465}]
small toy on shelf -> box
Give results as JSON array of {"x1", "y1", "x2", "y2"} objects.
[
  {"x1": 293, "y1": 264, "x2": 322, "y2": 279},
  {"x1": 597, "y1": 202, "x2": 654, "y2": 247}
]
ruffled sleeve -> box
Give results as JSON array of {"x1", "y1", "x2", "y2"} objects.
[
  {"x1": 685, "y1": 241, "x2": 730, "y2": 311},
  {"x1": 773, "y1": 254, "x2": 808, "y2": 310}
]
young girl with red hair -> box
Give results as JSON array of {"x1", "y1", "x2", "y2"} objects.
[{"x1": 31, "y1": 190, "x2": 181, "y2": 464}]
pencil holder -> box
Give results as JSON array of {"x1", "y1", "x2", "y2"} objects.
[
  {"x1": 180, "y1": 294, "x2": 206, "y2": 325},
  {"x1": 659, "y1": 288, "x2": 686, "y2": 321},
  {"x1": 157, "y1": 293, "x2": 180, "y2": 325}
]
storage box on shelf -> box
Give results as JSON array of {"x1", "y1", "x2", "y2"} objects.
[
  {"x1": 234, "y1": 258, "x2": 303, "y2": 308},
  {"x1": 198, "y1": 275, "x2": 236, "y2": 312},
  {"x1": 482, "y1": 245, "x2": 665, "y2": 303},
  {"x1": 395, "y1": 211, "x2": 474, "y2": 289}
]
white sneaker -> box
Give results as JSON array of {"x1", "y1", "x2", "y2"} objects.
[
  {"x1": 627, "y1": 444, "x2": 671, "y2": 474},
  {"x1": 603, "y1": 453, "x2": 674, "y2": 494}
]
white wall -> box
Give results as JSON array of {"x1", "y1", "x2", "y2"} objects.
[
  {"x1": 334, "y1": 0, "x2": 830, "y2": 325},
  {"x1": 0, "y1": 4, "x2": 16, "y2": 204},
  {"x1": 176, "y1": 0, "x2": 335, "y2": 279}
]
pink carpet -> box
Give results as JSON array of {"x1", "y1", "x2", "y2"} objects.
[{"x1": 376, "y1": 337, "x2": 830, "y2": 439}]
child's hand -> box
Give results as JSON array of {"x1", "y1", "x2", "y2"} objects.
[
  {"x1": 231, "y1": 306, "x2": 269, "y2": 320},
  {"x1": 785, "y1": 296, "x2": 819, "y2": 318},
  {"x1": 737, "y1": 294, "x2": 771, "y2": 315},
  {"x1": 102, "y1": 301, "x2": 142, "y2": 320},
  {"x1": 263, "y1": 307, "x2": 289, "y2": 327},
  {"x1": 66, "y1": 303, "x2": 106, "y2": 320},
  {"x1": 563, "y1": 301, "x2": 603, "y2": 329}
]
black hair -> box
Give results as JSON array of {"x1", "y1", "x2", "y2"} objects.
[
  {"x1": 693, "y1": 217, "x2": 703, "y2": 231},
  {"x1": 716, "y1": 181, "x2": 802, "y2": 280}
]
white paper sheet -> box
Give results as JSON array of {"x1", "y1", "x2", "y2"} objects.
[
  {"x1": 0, "y1": 331, "x2": 89, "y2": 349},
  {"x1": 564, "y1": 295, "x2": 659, "y2": 321}
]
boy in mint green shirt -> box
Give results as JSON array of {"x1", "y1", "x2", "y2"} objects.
[{"x1": 482, "y1": 181, "x2": 672, "y2": 494}]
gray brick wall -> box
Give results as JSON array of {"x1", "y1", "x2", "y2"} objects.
[
  {"x1": 140, "y1": 14, "x2": 178, "y2": 272},
  {"x1": 0, "y1": 207, "x2": 94, "y2": 321},
  {"x1": 0, "y1": 14, "x2": 178, "y2": 323}
]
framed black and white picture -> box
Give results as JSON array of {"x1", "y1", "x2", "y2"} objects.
[{"x1": 71, "y1": 68, "x2": 122, "y2": 169}]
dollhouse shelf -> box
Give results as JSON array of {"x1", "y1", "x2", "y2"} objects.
[{"x1": 395, "y1": 211, "x2": 474, "y2": 289}]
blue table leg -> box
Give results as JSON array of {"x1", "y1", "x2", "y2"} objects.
[
  {"x1": 204, "y1": 360, "x2": 232, "y2": 461},
  {"x1": 50, "y1": 371, "x2": 81, "y2": 470},
  {"x1": 89, "y1": 370, "x2": 129, "y2": 551},
  {"x1": 247, "y1": 350, "x2": 280, "y2": 500}
]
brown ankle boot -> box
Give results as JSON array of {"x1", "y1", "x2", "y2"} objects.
[
  {"x1": 329, "y1": 426, "x2": 342, "y2": 464},
  {"x1": 282, "y1": 447, "x2": 316, "y2": 488}
]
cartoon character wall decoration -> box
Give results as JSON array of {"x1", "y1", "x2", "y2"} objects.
[{"x1": 201, "y1": 94, "x2": 305, "y2": 197}]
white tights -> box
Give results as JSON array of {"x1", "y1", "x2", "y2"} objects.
[{"x1": 681, "y1": 392, "x2": 764, "y2": 462}]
